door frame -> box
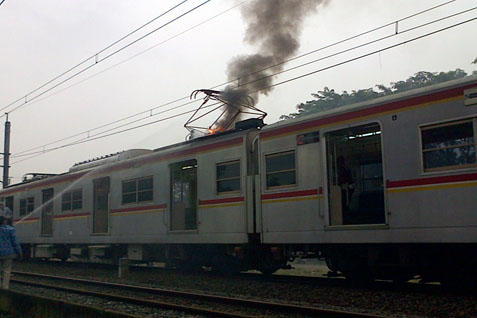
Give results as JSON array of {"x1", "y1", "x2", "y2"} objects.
[
  {"x1": 322, "y1": 121, "x2": 388, "y2": 228},
  {"x1": 92, "y1": 176, "x2": 111, "y2": 234},
  {"x1": 41, "y1": 188, "x2": 54, "y2": 236}
]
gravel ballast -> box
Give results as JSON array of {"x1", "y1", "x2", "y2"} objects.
[{"x1": 10, "y1": 260, "x2": 477, "y2": 318}]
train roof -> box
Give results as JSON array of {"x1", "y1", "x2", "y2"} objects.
[
  {"x1": 260, "y1": 74, "x2": 477, "y2": 134},
  {"x1": 0, "y1": 124, "x2": 255, "y2": 192}
]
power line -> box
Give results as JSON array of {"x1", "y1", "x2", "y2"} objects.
[
  {"x1": 11, "y1": 102, "x2": 220, "y2": 164},
  {"x1": 12, "y1": 96, "x2": 197, "y2": 157},
  {"x1": 10, "y1": 0, "x2": 462, "y2": 158},
  {"x1": 2, "y1": 0, "x2": 456, "y2": 120},
  {"x1": 236, "y1": 6, "x2": 477, "y2": 90},
  {"x1": 11, "y1": 15, "x2": 477, "y2": 163},
  {"x1": 261, "y1": 17, "x2": 477, "y2": 93},
  {"x1": 223, "y1": 0, "x2": 459, "y2": 87},
  {"x1": 0, "y1": 0, "x2": 211, "y2": 117},
  {"x1": 13, "y1": 98, "x2": 202, "y2": 158},
  {"x1": 18, "y1": 0, "x2": 251, "y2": 113},
  {"x1": 0, "y1": 0, "x2": 188, "y2": 114}
]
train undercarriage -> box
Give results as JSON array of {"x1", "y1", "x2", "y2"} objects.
[{"x1": 21, "y1": 242, "x2": 477, "y2": 287}]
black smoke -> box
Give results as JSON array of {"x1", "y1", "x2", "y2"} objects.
[{"x1": 217, "y1": 0, "x2": 325, "y2": 128}]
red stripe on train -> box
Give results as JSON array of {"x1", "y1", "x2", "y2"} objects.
[
  {"x1": 262, "y1": 189, "x2": 319, "y2": 200},
  {"x1": 54, "y1": 211, "x2": 90, "y2": 219},
  {"x1": 199, "y1": 197, "x2": 244, "y2": 205},
  {"x1": 111, "y1": 204, "x2": 167, "y2": 214},
  {"x1": 387, "y1": 172, "x2": 477, "y2": 188}
]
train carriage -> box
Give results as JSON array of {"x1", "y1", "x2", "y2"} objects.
[
  {"x1": 5, "y1": 129, "x2": 261, "y2": 268},
  {"x1": 1, "y1": 75, "x2": 476, "y2": 283},
  {"x1": 256, "y1": 75, "x2": 477, "y2": 281}
]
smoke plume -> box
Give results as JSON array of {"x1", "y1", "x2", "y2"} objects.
[{"x1": 218, "y1": 0, "x2": 324, "y2": 128}]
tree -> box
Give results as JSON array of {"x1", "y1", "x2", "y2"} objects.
[{"x1": 280, "y1": 69, "x2": 471, "y2": 120}]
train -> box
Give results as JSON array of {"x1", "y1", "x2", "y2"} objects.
[{"x1": 2, "y1": 75, "x2": 477, "y2": 285}]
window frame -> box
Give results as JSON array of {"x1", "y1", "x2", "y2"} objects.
[
  {"x1": 265, "y1": 150, "x2": 297, "y2": 190},
  {"x1": 121, "y1": 176, "x2": 154, "y2": 205},
  {"x1": 19, "y1": 197, "x2": 35, "y2": 216},
  {"x1": 420, "y1": 118, "x2": 477, "y2": 173},
  {"x1": 216, "y1": 160, "x2": 241, "y2": 195},
  {"x1": 61, "y1": 189, "x2": 83, "y2": 212}
]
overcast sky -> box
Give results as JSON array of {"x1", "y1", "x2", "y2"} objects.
[{"x1": 0, "y1": 0, "x2": 476, "y2": 184}]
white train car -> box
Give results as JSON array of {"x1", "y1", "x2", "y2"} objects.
[
  {"x1": 256, "y1": 75, "x2": 477, "y2": 283},
  {"x1": 4, "y1": 128, "x2": 263, "y2": 271},
  {"x1": 1, "y1": 75, "x2": 476, "y2": 283}
]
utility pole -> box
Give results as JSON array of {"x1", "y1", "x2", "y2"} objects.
[{"x1": 2, "y1": 113, "x2": 10, "y2": 188}]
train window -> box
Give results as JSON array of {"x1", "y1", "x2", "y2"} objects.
[
  {"x1": 217, "y1": 161, "x2": 240, "y2": 194},
  {"x1": 19, "y1": 197, "x2": 34, "y2": 216},
  {"x1": 122, "y1": 176, "x2": 153, "y2": 204},
  {"x1": 62, "y1": 189, "x2": 82, "y2": 211},
  {"x1": 421, "y1": 119, "x2": 476, "y2": 172},
  {"x1": 265, "y1": 151, "x2": 296, "y2": 189},
  {"x1": 5, "y1": 196, "x2": 13, "y2": 214}
]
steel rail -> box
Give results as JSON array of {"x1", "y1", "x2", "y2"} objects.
[
  {"x1": 12, "y1": 276, "x2": 255, "y2": 318},
  {"x1": 12, "y1": 270, "x2": 388, "y2": 318},
  {"x1": 0, "y1": 288, "x2": 143, "y2": 318}
]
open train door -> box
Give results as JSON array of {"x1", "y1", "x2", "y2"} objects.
[
  {"x1": 326, "y1": 123, "x2": 386, "y2": 226},
  {"x1": 93, "y1": 177, "x2": 110, "y2": 234}
]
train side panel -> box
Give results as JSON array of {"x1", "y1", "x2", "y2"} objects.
[
  {"x1": 7, "y1": 132, "x2": 253, "y2": 259},
  {"x1": 258, "y1": 132, "x2": 324, "y2": 242},
  {"x1": 258, "y1": 77, "x2": 477, "y2": 244}
]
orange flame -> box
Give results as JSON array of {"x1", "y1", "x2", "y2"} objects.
[{"x1": 208, "y1": 126, "x2": 225, "y2": 135}]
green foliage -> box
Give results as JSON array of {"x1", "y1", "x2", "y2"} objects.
[{"x1": 280, "y1": 69, "x2": 471, "y2": 120}]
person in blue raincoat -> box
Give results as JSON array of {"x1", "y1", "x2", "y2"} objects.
[{"x1": 0, "y1": 216, "x2": 22, "y2": 289}]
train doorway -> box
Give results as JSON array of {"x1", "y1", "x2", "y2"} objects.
[
  {"x1": 93, "y1": 177, "x2": 110, "y2": 234},
  {"x1": 170, "y1": 159, "x2": 197, "y2": 231},
  {"x1": 326, "y1": 123, "x2": 385, "y2": 226},
  {"x1": 41, "y1": 188, "x2": 54, "y2": 235}
]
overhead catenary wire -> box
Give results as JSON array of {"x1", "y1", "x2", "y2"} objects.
[
  {"x1": 11, "y1": 101, "x2": 221, "y2": 165},
  {"x1": 0, "y1": 0, "x2": 189, "y2": 114},
  {"x1": 10, "y1": 0, "x2": 464, "y2": 158},
  {"x1": 259, "y1": 17, "x2": 477, "y2": 94},
  {"x1": 17, "y1": 0, "x2": 459, "y2": 114},
  {"x1": 18, "y1": 0, "x2": 251, "y2": 113},
  {"x1": 12, "y1": 95, "x2": 197, "y2": 157},
  {"x1": 0, "y1": 0, "x2": 211, "y2": 118},
  {"x1": 13, "y1": 0, "x2": 454, "y2": 114},
  {"x1": 236, "y1": 6, "x2": 477, "y2": 90},
  {"x1": 11, "y1": 15, "x2": 477, "y2": 164},
  {"x1": 12, "y1": 98, "x2": 203, "y2": 158},
  {"x1": 217, "y1": 0, "x2": 460, "y2": 89}
]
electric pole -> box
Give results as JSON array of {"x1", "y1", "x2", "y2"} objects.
[{"x1": 2, "y1": 113, "x2": 10, "y2": 188}]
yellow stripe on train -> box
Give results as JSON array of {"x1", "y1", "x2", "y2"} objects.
[{"x1": 387, "y1": 181, "x2": 477, "y2": 193}]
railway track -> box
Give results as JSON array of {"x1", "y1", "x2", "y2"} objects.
[
  {"x1": 14, "y1": 260, "x2": 424, "y2": 290},
  {"x1": 12, "y1": 270, "x2": 387, "y2": 318}
]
